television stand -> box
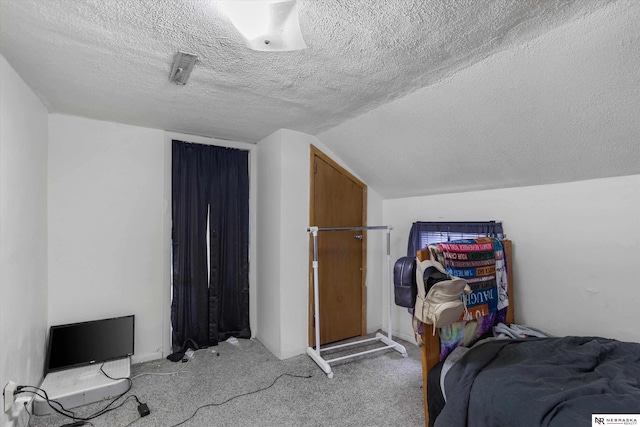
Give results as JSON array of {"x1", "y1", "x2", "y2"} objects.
[{"x1": 33, "y1": 357, "x2": 131, "y2": 415}]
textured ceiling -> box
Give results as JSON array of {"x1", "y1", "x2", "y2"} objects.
[
  {"x1": 3, "y1": 0, "x2": 636, "y2": 199},
  {"x1": 0, "y1": 0, "x2": 615, "y2": 143}
]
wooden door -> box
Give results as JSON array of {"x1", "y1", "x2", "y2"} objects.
[{"x1": 309, "y1": 146, "x2": 367, "y2": 346}]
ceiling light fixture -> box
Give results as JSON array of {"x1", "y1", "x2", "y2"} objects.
[
  {"x1": 169, "y1": 52, "x2": 198, "y2": 85},
  {"x1": 217, "y1": 0, "x2": 307, "y2": 52}
]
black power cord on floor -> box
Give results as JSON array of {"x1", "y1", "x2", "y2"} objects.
[
  {"x1": 59, "y1": 421, "x2": 95, "y2": 427},
  {"x1": 17, "y1": 386, "x2": 137, "y2": 426},
  {"x1": 21, "y1": 400, "x2": 34, "y2": 427},
  {"x1": 99, "y1": 365, "x2": 149, "y2": 419},
  {"x1": 17, "y1": 363, "x2": 313, "y2": 427},
  {"x1": 169, "y1": 372, "x2": 313, "y2": 427},
  {"x1": 15, "y1": 362, "x2": 147, "y2": 426}
]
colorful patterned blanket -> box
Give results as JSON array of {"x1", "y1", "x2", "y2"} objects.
[
  {"x1": 428, "y1": 237, "x2": 509, "y2": 359},
  {"x1": 431, "y1": 237, "x2": 508, "y2": 321}
]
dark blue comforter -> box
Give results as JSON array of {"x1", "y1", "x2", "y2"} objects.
[{"x1": 435, "y1": 336, "x2": 640, "y2": 427}]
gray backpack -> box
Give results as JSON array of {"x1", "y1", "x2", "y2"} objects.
[{"x1": 413, "y1": 258, "x2": 471, "y2": 340}]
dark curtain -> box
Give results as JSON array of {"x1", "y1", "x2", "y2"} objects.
[
  {"x1": 407, "y1": 221, "x2": 503, "y2": 256},
  {"x1": 171, "y1": 140, "x2": 250, "y2": 352},
  {"x1": 208, "y1": 147, "x2": 251, "y2": 343}
]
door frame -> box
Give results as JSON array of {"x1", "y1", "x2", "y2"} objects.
[{"x1": 308, "y1": 145, "x2": 368, "y2": 346}]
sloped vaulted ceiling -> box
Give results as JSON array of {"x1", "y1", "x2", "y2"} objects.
[{"x1": 318, "y1": 0, "x2": 640, "y2": 197}]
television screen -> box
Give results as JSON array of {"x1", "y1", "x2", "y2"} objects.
[{"x1": 45, "y1": 315, "x2": 135, "y2": 373}]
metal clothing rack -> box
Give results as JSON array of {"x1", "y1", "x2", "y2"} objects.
[{"x1": 306, "y1": 225, "x2": 408, "y2": 378}]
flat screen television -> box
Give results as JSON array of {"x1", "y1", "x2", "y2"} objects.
[{"x1": 45, "y1": 315, "x2": 135, "y2": 374}]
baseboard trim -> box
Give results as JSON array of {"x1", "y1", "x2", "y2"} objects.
[
  {"x1": 378, "y1": 328, "x2": 416, "y2": 346},
  {"x1": 131, "y1": 352, "x2": 162, "y2": 364}
]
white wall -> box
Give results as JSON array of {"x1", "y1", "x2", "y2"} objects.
[
  {"x1": 384, "y1": 175, "x2": 640, "y2": 344},
  {"x1": 256, "y1": 131, "x2": 284, "y2": 357},
  {"x1": 256, "y1": 129, "x2": 384, "y2": 359},
  {"x1": 256, "y1": 129, "x2": 311, "y2": 359},
  {"x1": 277, "y1": 130, "x2": 311, "y2": 358},
  {"x1": 48, "y1": 115, "x2": 165, "y2": 363},
  {"x1": 365, "y1": 189, "x2": 384, "y2": 333},
  {"x1": 47, "y1": 118, "x2": 258, "y2": 363},
  {"x1": 315, "y1": 0, "x2": 640, "y2": 346},
  {"x1": 0, "y1": 54, "x2": 49, "y2": 426}
]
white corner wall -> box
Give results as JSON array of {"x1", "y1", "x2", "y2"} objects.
[
  {"x1": 256, "y1": 129, "x2": 311, "y2": 359},
  {"x1": 256, "y1": 129, "x2": 384, "y2": 359},
  {"x1": 0, "y1": 54, "x2": 49, "y2": 426},
  {"x1": 365, "y1": 188, "x2": 384, "y2": 334},
  {"x1": 384, "y1": 175, "x2": 640, "y2": 344},
  {"x1": 48, "y1": 114, "x2": 165, "y2": 363},
  {"x1": 277, "y1": 130, "x2": 311, "y2": 358},
  {"x1": 256, "y1": 130, "x2": 284, "y2": 357}
]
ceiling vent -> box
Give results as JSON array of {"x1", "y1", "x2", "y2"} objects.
[{"x1": 169, "y1": 52, "x2": 198, "y2": 85}]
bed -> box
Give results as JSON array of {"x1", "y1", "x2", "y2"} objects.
[{"x1": 417, "y1": 241, "x2": 640, "y2": 426}]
